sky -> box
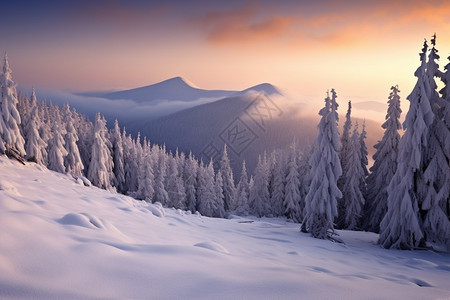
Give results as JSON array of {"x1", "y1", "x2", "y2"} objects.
[{"x1": 1, "y1": 0, "x2": 450, "y2": 121}]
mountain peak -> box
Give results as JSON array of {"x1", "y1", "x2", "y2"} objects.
[
  {"x1": 242, "y1": 83, "x2": 282, "y2": 96},
  {"x1": 156, "y1": 76, "x2": 197, "y2": 89}
]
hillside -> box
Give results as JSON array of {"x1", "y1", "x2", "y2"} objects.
[
  {"x1": 134, "y1": 92, "x2": 383, "y2": 175},
  {"x1": 1, "y1": 156, "x2": 449, "y2": 299}
]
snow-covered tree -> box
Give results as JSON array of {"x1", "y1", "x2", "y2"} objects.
[
  {"x1": 111, "y1": 120, "x2": 126, "y2": 192},
  {"x1": 184, "y1": 152, "x2": 198, "y2": 213},
  {"x1": 359, "y1": 120, "x2": 368, "y2": 197},
  {"x1": 197, "y1": 160, "x2": 217, "y2": 217},
  {"x1": 379, "y1": 41, "x2": 433, "y2": 250},
  {"x1": 421, "y1": 34, "x2": 450, "y2": 250},
  {"x1": 63, "y1": 104, "x2": 83, "y2": 177},
  {"x1": 298, "y1": 147, "x2": 312, "y2": 221},
  {"x1": 338, "y1": 123, "x2": 365, "y2": 230},
  {"x1": 270, "y1": 154, "x2": 286, "y2": 217},
  {"x1": 249, "y1": 154, "x2": 270, "y2": 217},
  {"x1": 364, "y1": 85, "x2": 402, "y2": 233},
  {"x1": 302, "y1": 89, "x2": 342, "y2": 239},
  {"x1": 122, "y1": 131, "x2": 139, "y2": 193},
  {"x1": 337, "y1": 100, "x2": 352, "y2": 221},
  {"x1": 135, "y1": 143, "x2": 155, "y2": 202},
  {"x1": 153, "y1": 146, "x2": 169, "y2": 205},
  {"x1": 24, "y1": 88, "x2": 47, "y2": 164},
  {"x1": 438, "y1": 51, "x2": 450, "y2": 221},
  {"x1": 47, "y1": 122, "x2": 68, "y2": 173},
  {"x1": 235, "y1": 161, "x2": 250, "y2": 216},
  {"x1": 340, "y1": 100, "x2": 352, "y2": 169},
  {"x1": 87, "y1": 113, "x2": 115, "y2": 190},
  {"x1": 283, "y1": 142, "x2": 301, "y2": 222},
  {"x1": 214, "y1": 170, "x2": 226, "y2": 218},
  {"x1": 220, "y1": 145, "x2": 236, "y2": 212},
  {"x1": 166, "y1": 154, "x2": 186, "y2": 209},
  {"x1": 0, "y1": 53, "x2": 25, "y2": 155}
]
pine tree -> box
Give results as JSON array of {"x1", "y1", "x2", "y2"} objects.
[
  {"x1": 166, "y1": 154, "x2": 186, "y2": 209},
  {"x1": 111, "y1": 120, "x2": 126, "y2": 192},
  {"x1": 0, "y1": 53, "x2": 25, "y2": 155},
  {"x1": 283, "y1": 142, "x2": 301, "y2": 222},
  {"x1": 63, "y1": 104, "x2": 84, "y2": 177},
  {"x1": 123, "y1": 131, "x2": 139, "y2": 193},
  {"x1": 24, "y1": 88, "x2": 47, "y2": 164},
  {"x1": 197, "y1": 160, "x2": 217, "y2": 217},
  {"x1": 214, "y1": 170, "x2": 226, "y2": 218},
  {"x1": 47, "y1": 122, "x2": 68, "y2": 173},
  {"x1": 339, "y1": 123, "x2": 365, "y2": 230},
  {"x1": 270, "y1": 154, "x2": 286, "y2": 217},
  {"x1": 438, "y1": 51, "x2": 450, "y2": 221},
  {"x1": 184, "y1": 152, "x2": 198, "y2": 213},
  {"x1": 220, "y1": 145, "x2": 236, "y2": 212},
  {"x1": 235, "y1": 161, "x2": 250, "y2": 216},
  {"x1": 359, "y1": 120, "x2": 369, "y2": 187},
  {"x1": 379, "y1": 41, "x2": 433, "y2": 250},
  {"x1": 364, "y1": 85, "x2": 402, "y2": 233},
  {"x1": 87, "y1": 113, "x2": 115, "y2": 190},
  {"x1": 249, "y1": 155, "x2": 270, "y2": 217},
  {"x1": 421, "y1": 34, "x2": 450, "y2": 250},
  {"x1": 337, "y1": 100, "x2": 352, "y2": 223},
  {"x1": 135, "y1": 142, "x2": 155, "y2": 202},
  {"x1": 153, "y1": 146, "x2": 169, "y2": 205},
  {"x1": 302, "y1": 89, "x2": 342, "y2": 239}
]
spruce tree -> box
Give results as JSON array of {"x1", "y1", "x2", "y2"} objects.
[
  {"x1": 421, "y1": 34, "x2": 450, "y2": 250},
  {"x1": 302, "y1": 90, "x2": 342, "y2": 239},
  {"x1": 283, "y1": 142, "x2": 301, "y2": 222},
  {"x1": 184, "y1": 152, "x2": 198, "y2": 213},
  {"x1": 235, "y1": 161, "x2": 250, "y2": 216},
  {"x1": 220, "y1": 145, "x2": 236, "y2": 212},
  {"x1": 153, "y1": 146, "x2": 169, "y2": 205},
  {"x1": 24, "y1": 88, "x2": 47, "y2": 164},
  {"x1": 63, "y1": 104, "x2": 84, "y2": 177},
  {"x1": 197, "y1": 160, "x2": 217, "y2": 217},
  {"x1": 214, "y1": 170, "x2": 226, "y2": 218},
  {"x1": 364, "y1": 85, "x2": 402, "y2": 233},
  {"x1": 379, "y1": 41, "x2": 433, "y2": 250},
  {"x1": 0, "y1": 53, "x2": 25, "y2": 155},
  {"x1": 88, "y1": 113, "x2": 115, "y2": 190},
  {"x1": 337, "y1": 101, "x2": 352, "y2": 223},
  {"x1": 47, "y1": 122, "x2": 68, "y2": 173},
  {"x1": 249, "y1": 155, "x2": 270, "y2": 217},
  {"x1": 339, "y1": 123, "x2": 365, "y2": 230},
  {"x1": 111, "y1": 120, "x2": 126, "y2": 193}
]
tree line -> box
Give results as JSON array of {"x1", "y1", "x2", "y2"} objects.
[{"x1": 0, "y1": 35, "x2": 448, "y2": 251}]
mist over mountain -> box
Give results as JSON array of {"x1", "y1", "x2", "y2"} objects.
[
  {"x1": 20, "y1": 77, "x2": 383, "y2": 176},
  {"x1": 79, "y1": 76, "x2": 282, "y2": 104}
]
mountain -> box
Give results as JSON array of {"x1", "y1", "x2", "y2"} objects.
[
  {"x1": 136, "y1": 92, "x2": 318, "y2": 175},
  {"x1": 134, "y1": 92, "x2": 384, "y2": 177},
  {"x1": 79, "y1": 76, "x2": 282, "y2": 104}
]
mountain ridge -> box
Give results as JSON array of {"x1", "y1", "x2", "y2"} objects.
[{"x1": 78, "y1": 76, "x2": 282, "y2": 104}]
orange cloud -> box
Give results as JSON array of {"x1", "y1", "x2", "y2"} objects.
[{"x1": 192, "y1": 0, "x2": 450, "y2": 51}]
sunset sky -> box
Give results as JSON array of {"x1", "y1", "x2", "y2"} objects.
[{"x1": 1, "y1": 0, "x2": 450, "y2": 121}]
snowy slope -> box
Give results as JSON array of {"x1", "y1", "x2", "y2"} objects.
[{"x1": 1, "y1": 156, "x2": 449, "y2": 299}]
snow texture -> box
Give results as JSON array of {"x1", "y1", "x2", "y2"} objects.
[{"x1": 0, "y1": 156, "x2": 449, "y2": 299}]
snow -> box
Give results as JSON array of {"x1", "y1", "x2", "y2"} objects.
[{"x1": 0, "y1": 156, "x2": 449, "y2": 299}]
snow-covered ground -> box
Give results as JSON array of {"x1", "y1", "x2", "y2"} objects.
[{"x1": 0, "y1": 156, "x2": 449, "y2": 300}]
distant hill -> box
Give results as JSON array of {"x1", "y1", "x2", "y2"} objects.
[
  {"x1": 136, "y1": 92, "x2": 318, "y2": 176},
  {"x1": 134, "y1": 92, "x2": 384, "y2": 177},
  {"x1": 79, "y1": 76, "x2": 282, "y2": 104}
]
